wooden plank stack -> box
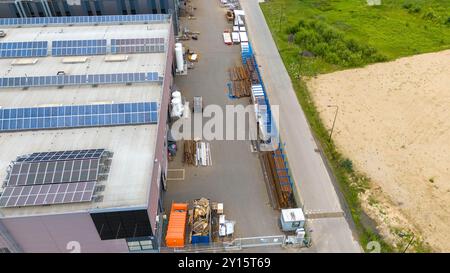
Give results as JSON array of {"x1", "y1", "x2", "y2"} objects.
[
  {"x1": 244, "y1": 57, "x2": 260, "y2": 84},
  {"x1": 228, "y1": 65, "x2": 251, "y2": 98},
  {"x1": 183, "y1": 140, "x2": 197, "y2": 165},
  {"x1": 183, "y1": 140, "x2": 212, "y2": 166}
]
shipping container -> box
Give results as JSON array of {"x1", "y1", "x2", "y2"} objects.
[{"x1": 165, "y1": 203, "x2": 188, "y2": 248}]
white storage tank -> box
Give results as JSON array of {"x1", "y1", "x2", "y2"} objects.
[{"x1": 175, "y1": 43, "x2": 184, "y2": 72}]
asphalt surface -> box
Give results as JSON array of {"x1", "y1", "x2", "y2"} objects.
[
  {"x1": 239, "y1": 0, "x2": 362, "y2": 252},
  {"x1": 163, "y1": 0, "x2": 282, "y2": 239}
]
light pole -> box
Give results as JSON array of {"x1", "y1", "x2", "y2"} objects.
[
  {"x1": 327, "y1": 105, "x2": 339, "y2": 142},
  {"x1": 399, "y1": 233, "x2": 415, "y2": 253},
  {"x1": 278, "y1": 5, "x2": 284, "y2": 32}
]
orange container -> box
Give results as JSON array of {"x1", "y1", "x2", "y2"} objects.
[{"x1": 165, "y1": 203, "x2": 188, "y2": 248}]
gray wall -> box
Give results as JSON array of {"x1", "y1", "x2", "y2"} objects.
[
  {"x1": 1, "y1": 212, "x2": 128, "y2": 252},
  {"x1": 0, "y1": 0, "x2": 179, "y2": 32}
]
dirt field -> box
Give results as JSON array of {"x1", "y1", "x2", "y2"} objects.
[{"x1": 307, "y1": 50, "x2": 450, "y2": 252}]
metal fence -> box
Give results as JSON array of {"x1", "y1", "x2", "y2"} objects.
[{"x1": 160, "y1": 235, "x2": 288, "y2": 253}]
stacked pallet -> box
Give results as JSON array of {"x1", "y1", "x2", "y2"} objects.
[{"x1": 228, "y1": 65, "x2": 251, "y2": 98}]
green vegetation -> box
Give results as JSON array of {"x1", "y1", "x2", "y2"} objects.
[
  {"x1": 260, "y1": 0, "x2": 450, "y2": 252},
  {"x1": 262, "y1": 0, "x2": 450, "y2": 75}
]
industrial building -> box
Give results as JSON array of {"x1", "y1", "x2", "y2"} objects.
[
  {"x1": 0, "y1": 0, "x2": 180, "y2": 32},
  {"x1": 0, "y1": 14, "x2": 174, "y2": 253}
]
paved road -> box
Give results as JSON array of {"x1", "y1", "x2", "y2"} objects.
[
  {"x1": 164, "y1": 0, "x2": 281, "y2": 239},
  {"x1": 240, "y1": 0, "x2": 362, "y2": 252}
]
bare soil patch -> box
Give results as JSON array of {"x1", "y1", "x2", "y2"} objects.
[{"x1": 307, "y1": 50, "x2": 450, "y2": 251}]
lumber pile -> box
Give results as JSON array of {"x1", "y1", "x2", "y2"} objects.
[
  {"x1": 244, "y1": 57, "x2": 260, "y2": 84},
  {"x1": 228, "y1": 65, "x2": 251, "y2": 98},
  {"x1": 183, "y1": 140, "x2": 196, "y2": 165},
  {"x1": 183, "y1": 140, "x2": 212, "y2": 166}
]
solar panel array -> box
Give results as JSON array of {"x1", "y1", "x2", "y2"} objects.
[
  {"x1": 0, "y1": 72, "x2": 160, "y2": 88},
  {"x1": 0, "y1": 181, "x2": 96, "y2": 207},
  {"x1": 0, "y1": 14, "x2": 170, "y2": 27},
  {"x1": 52, "y1": 39, "x2": 107, "y2": 56},
  {"x1": 111, "y1": 38, "x2": 165, "y2": 54},
  {"x1": 8, "y1": 159, "x2": 100, "y2": 186},
  {"x1": 0, "y1": 41, "x2": 48, "y2": 58},
  {"x1": 0, "y1": 102, "x2": 158, "y2": 132},
  {"x1": 16, "y1": 149, "x2": 104, "y2": 163}
]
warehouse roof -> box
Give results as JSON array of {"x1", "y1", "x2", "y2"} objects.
[{"x1": 0, "y1": 16, "x2": 171, "y2": 217}]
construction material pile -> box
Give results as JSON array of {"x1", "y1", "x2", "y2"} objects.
[
  {"x1": 244, "y1": 57, "x2": 260, "y2": 84},
  {"x1": 183, "y1": 140, "x2": 196, "y2": 165},
  {"x1": 228, "y1": 65, "x2": 251, "y2": 98},
  {"x1": 183, "y1": 140, "x2": 212, "y2": 166},
  {"x1": 192, "y1": 198, "x2": 211, "y2": 236}
]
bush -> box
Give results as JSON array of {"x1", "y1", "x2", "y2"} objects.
[
  {"x1": 340, "y1": 159, "x2": 354, "y2": 173},
  {"x1": 290, "y1": 19, "x2": 386, "y2": 67},
  {"x1": 422, "y1": 9, "x2": 437, "y2": 21}
]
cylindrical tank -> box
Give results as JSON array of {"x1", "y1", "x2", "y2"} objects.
[
  {"x1": 175, "y1": 43, "x2": 184, "y2": 72},
  {"x1": 172, "y1": 90, "x2": 181, "y2": 98}
]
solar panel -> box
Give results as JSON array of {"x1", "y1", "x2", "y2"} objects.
[
  {"x1": 0, "y1": 102, "x2": 158, "y2": 132},
  {"x1": 16, "y1": 149, "x2": 104, "y2": 163},
  {"x1": 0, "y1": 181, "x2": 96, "y2": 207},
  {"x1": 111, "y1": 38, "x2": 165, "y2": 54},
  {"x1": 7, "y1": 158, "x2": 100, "y2": 186},
  {"x1": 52, "y1": 39, "x2": 107, "y2": 56},
  {"x1": 0, "y1": 14, "x2": 170, "y2": 27},
  {"x1": 0, "y1": 41, "x2": 48, "y2": 58},
  {"x1": 0, "y1": 72, "x2": 160, "y2": 88}
]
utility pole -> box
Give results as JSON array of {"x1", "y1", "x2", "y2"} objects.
[
  {"x1": 327, "y1": 105, "x2": 339, "y2": 142},
  {"x1": 278, "y1": 5, "x2": 284, "y2": 32}
]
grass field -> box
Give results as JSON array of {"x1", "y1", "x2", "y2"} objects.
[
  {"x1": 261, "y1": 0, "x2": 450, "y2": 76},
  {"x1": 260, "y1": 0, "x2": 450, "y2": 252}
]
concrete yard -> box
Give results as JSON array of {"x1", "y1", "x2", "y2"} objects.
[{"x1": 162, "y1": 0, "x2": 281, "y2": 240}]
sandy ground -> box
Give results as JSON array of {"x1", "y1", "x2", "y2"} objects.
[{"x1": 307, "y1": 50, "x2": 450, "y2": 252}]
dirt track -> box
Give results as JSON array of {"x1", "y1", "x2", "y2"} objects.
[{"x1": 307, "y1": 50, "x2": 450, "y2": 251}]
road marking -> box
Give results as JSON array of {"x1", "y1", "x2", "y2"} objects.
[{"x1": 167, "y1": 169, "x2": 185, "y2": 181}]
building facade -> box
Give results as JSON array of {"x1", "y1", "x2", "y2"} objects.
[
  {"x1": 0, "y1": 14, "x2": 175, "y2": 253},
  {"x1": 0, "y1": 0, "x2": 180, "y2": 32}
]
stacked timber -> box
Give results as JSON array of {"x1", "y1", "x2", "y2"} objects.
[
  {"x1": 183, "y1": 140, "x2": 197, "y2": 165},
  {"x1": 244, "y1": 57, "x2": 260, "y2": 84},
  {"x1": 228, "y1": 65, "x2": 251, "y2": 98},
  {"x1": 183, "y1": 140, "x2": 212, "y2": 166}
]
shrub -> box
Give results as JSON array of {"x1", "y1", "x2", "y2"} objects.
[
  {"x1": 290, "y1": 19, "x2": 386, "y2": 67},
  {"x1": 341, "y1": 159, "x2": 354, "y2": 173}
]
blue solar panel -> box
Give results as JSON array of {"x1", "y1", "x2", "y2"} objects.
[
  {"x1": 52, "y1": 39, "x2": 107, "y2": 56},
  {"x1": 0, "y1": 72, "x2": 160, "y2": 88},
  {"x1": 0, "y1": 41, "x2": 48, "y2": 58},
  {"x1": 0, "y1": 14, "x2": 170, "y2": 27},
  {"x1": 111, "y1": 38, "x2": 165, "y2": 54},
  {"x1": 0, "y1": 102, "x2": 158, "y2": 132}
]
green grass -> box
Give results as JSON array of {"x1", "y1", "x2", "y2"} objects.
[
  {"x1": 260, "y1": 0, "x2": 450, "y2": 252},
  {"x1": 262, "y1": 0, "x2": 450, "y2": 75}
]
